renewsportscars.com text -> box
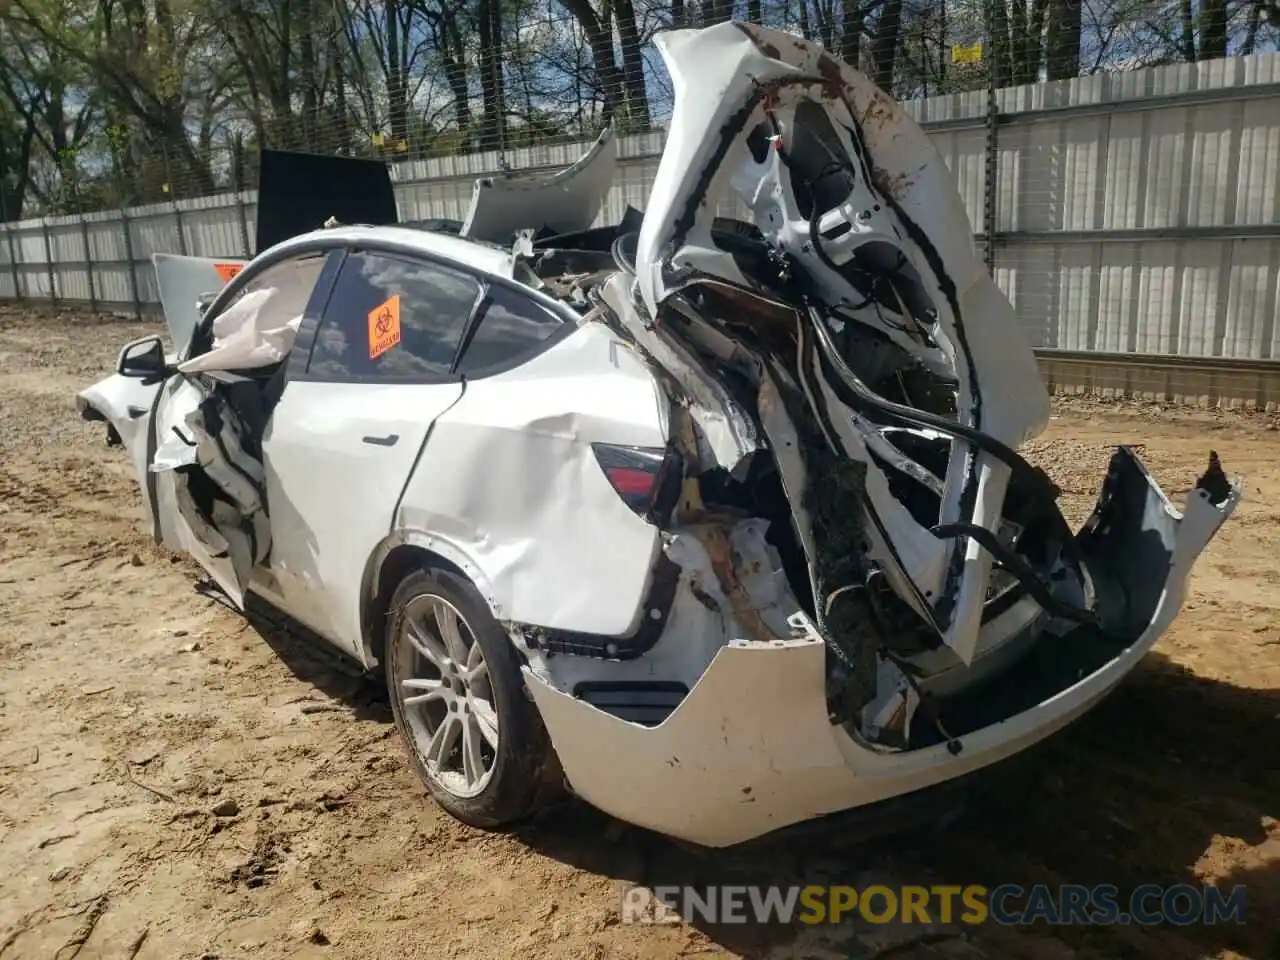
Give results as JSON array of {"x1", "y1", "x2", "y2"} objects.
[{"x1": 620, "y1": 883, "x2": 1247, "y2": 927}]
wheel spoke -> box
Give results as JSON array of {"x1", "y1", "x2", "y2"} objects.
[
  {"x1": 461, "y1": 714, "x2": 486, "y2": 786},
  {"x1": 402, "y1": 677, "x2": 447, "y2": 707},
  {"x1": 465, "y1": 659, "x2": 488, "y2": 688},
  {"x1": 425, "y1": 713, "x2": 461, "y2": 770},
  {"x1": 406, "y1": 616, "x2": 449, "y2": 670},
  {"x1": 399, "y1": 594, "x2": 499, "y2": 797},
  {"x1": 434, "y1": 601, "x2": 469, "y2": 663},
  {"x1": 470, "y1": 698, "x2": 499, "y2": 749}
]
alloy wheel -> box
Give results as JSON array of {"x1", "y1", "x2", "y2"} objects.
[{"x1": 393, "y1": 593, "x2": 500, "y2": 798}]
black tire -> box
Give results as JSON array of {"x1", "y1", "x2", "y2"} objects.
[{"x1": 385, "y1": 567, "x2": 551, "y2": 828}]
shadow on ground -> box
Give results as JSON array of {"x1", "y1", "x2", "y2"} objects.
[
  {"x1": 516, "y1": 654, "x2": 1280, "y2": 960},
  {"x1": 235, "y1": 588, "x2": 392, "y2": 724},
  {"x1": 228, "y1": 587, "x2": 1279, "y2": 959}
]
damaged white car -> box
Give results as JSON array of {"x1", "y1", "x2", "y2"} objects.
[{"x1": 78, "y1": 22, "x2": 1239, "y2": 848}]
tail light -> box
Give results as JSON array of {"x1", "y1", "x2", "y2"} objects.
[{"x1": 592, "y1": 442, "x2": 678, "y2": 520}]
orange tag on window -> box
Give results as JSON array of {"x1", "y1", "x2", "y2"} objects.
[
  {"x1": 213, "y1": 262, "x2": 243, "y2": 283},
  {"x1": 368, "y1": 295, "x2": 402, "y2": 359}
]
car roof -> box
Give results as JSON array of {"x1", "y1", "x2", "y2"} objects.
[{"x1": 262, "y1": 224, "x2": 517, "y2": 281}]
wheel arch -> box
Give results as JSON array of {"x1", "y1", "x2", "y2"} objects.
[{"x1": 360, "y1": 531, "x2": 502, "y2": 669}]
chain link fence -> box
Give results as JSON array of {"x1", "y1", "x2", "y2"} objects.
[
  {"x1": 3, "y1": 2, "x2": 1280, "y2": 405},
  {"x1": 4, "y1": 1, "x2": 1277, "y2": 212}
]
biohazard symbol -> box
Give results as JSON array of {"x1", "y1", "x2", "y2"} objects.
[
  {"x1": 213, "y1": 262, "x2": 244, "y2": 283},
  {"x1": 367, "y1": 294, "x2": 402, "y2": 360}
]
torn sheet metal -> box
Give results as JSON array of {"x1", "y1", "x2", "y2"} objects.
[
  {"x1": 630, "y1": 22, "x2": 1057, "y2": 665},
  {"x1": 461, "y1": 126, "x2": 618, "y2": 244},
  {"x1": 392, "y1": 321, "x2": 668, "y2": 640},
  {"x1": 514, "y1": 516, "x2": 806, "y2": 701},
  {"x1": 147, "y1": 380, "x2": 269, "y2": 606},
  {"x1": 596, "y1": 273, "x2": 760, "y2": 477},
  {"x1": 634, "y1": 21, "x2": 1045, "y2": 443},
  {"x1": 526, "y1": 460, "x2": 1237, "y2": 847},
  {"x1": 151, "y1": 401, "x2": 266, "y2": 521}
]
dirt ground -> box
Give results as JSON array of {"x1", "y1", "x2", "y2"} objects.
[{"x1": 0, "y1": 302, "x2": 1277, "y2": 960}]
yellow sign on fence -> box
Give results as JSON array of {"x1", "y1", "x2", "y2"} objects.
[
  {"x1": 371, "y1": 132, "x2": 409, "y2": 153},
  {"x1": 952, "y1": 42, "x2": 983, "y2": 64}
]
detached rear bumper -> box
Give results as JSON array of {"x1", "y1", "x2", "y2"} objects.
[{"x1": 524, "y1": 447, "x2": 1239, "y2": 848}]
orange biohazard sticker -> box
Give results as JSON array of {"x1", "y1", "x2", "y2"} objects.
[
  {"x1": 368, "y1": 295, "x2": 402, "y2": 360},
  {"x1": 213, "y1": 262, "x2": 243, "y2": 283}
]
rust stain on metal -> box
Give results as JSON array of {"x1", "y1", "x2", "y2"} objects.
[
  {"x1": 734, "y1": 21, "x2": 782, "y2": 60},
  {"x1": 689, "y1": 578, "x2": 721, "y2": 613},
  {"x1": 857, "y1": 90, "x2": 922, "y2": 200},
  {"x1": 699, "y1": 524, "x2": 780, "y2": 645},
  {"x1": 814, "y1": 52, "x2": 851, "y2": 102},
  {"x1": 872, "y1": 167, "x2": 914, "y2": 201},
  {"x1": 861, "y1": 92, "x2": 898, "y2": 132},
  {"x1": 669, "y1": 405, "x2": 721, "y2": 526}
]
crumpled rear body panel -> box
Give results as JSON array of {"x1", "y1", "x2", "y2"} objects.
[
  {"x1": 395, "y1": 322, "x2": 669, "y2": 639},
  {"x1": 510, "y1": 23, "x2": 1240, "y2": 847},
  {"x1": 625, "y1": 22, "x2": 1056, "y2": 666},
  {"x1": 634, "y1": 23, "x2": 1047, "y2": 445},
  {"x1": 527, "y1": 448, "x2": 1239, "y2": 847}
]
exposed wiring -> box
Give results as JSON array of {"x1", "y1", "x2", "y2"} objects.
[
  {"x1": 877, "y1": 645, "x2": 963, "y2": 754},
  {"x1": 931, "y1": 522, "x2": 1098, "y2": 626},
  {"x1": 803, "y1": 300, "x2": 1097, "y2": 625},
  {"x1": 754, "y1": 100, "x2": 1098, "y2": 639}
]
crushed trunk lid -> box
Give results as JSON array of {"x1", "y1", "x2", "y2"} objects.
[{"x1": 628, "y1": 23, "x2": 1054, "y2": 670}]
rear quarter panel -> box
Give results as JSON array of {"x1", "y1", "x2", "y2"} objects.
[{"x1": 396, "y1": 323, "x2": 668, "y2": 637}]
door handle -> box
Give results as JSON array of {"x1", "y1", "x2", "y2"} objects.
[{"x1": 361, "y1": 434, "x2": 399, "y2": 447}]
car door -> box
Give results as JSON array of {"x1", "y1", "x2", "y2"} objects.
[
  {"x1": 259, "y1": 247, "x2": 481, "y2": 659},
  {"x1": 147, "y1": 251, "x2": 332, "y2": 607}
]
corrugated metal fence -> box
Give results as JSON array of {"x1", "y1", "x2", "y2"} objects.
[{"x1": 3, "y1": 54, "x2": 1280, "y2": 404}]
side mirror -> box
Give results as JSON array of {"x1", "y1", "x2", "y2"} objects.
[{"x1": 116, "y1": 334, "x2": 168, "y2": 382}]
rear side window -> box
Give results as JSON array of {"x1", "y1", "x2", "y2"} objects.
[
  {"x1": 455, "y1": 285, "x2": 566, "y2": 377},
  {"x1": 306, "y1": 251, "x2": 480, "y2": 381}
]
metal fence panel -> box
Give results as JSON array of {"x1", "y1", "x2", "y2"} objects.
[{"x1": 2, "y1": 53, "x2": 1279, "y2": 375}]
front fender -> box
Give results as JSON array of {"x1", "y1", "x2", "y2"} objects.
[
  {"x1": 76, "y1": 373, "x2": 163, "y2": 498},
  {"x1": 77, "y1": 373, "x2": 160, "y2": 453}
]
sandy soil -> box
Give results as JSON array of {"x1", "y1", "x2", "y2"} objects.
[{"x1": 1, "y1": 302, "x2": 1277, "y2": 960}]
